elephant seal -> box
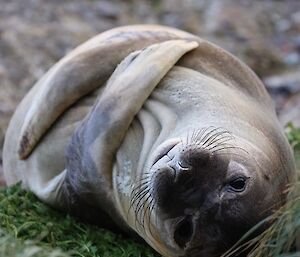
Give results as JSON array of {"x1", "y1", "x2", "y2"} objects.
[{"x1": 3, "y1": 25, "x2": 296, "y2": 257}]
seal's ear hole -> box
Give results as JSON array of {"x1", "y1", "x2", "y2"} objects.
[{"x1": 174, "y1": 217, "x2": 194, "y2": 248}]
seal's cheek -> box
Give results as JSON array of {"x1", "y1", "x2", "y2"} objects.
[{"x1": 215, "y1": 183, "x2": 273, "y2": 246}]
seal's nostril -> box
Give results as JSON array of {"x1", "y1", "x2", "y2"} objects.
[{"x1": 174, "y1": 217, "x2": 194, "y2": 248}]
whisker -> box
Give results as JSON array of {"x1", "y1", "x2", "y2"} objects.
[
  {"x1": 147, "y1": 198, "x2": 156, "y2": 237},
  {"x1": 130, "y1": 180, "x2": 150, "y2": 198},
  {"x1": 206, "y1": 138, "x2": 234, "y2": 151},
  {"x1": 212, "y1": 146, "x2": 249, "y2": 155},
  {"x1": 201, "y1": 130, "x2": 231, "y2": 149},
  {"x1": 135, "y1": 189, "x2": 151, "y2": 226},
  {"x1": 194, "y1": 127, "x2": 208, "y2": 142},
  {"x1": 131, "y1": 180, "x2": 151, "y2": 194},
  {"x1": 135, "y1": 191, "x2": 149, "y2": 224},
  {"x1": 141, "y1": 193, "x2": 153, "y2": 227},
  {"x1": 190, "y1": 129, "x2": 197, "y2": 144},
  {"x1": 130, "y1": 185, "x2": 150, "y2": 207},
  {"x1": 128, "y1": 189, "x2": 148, "y2": 218},
  {"x1": 185, "y1": 128, "x2": 191, "y2": 147},
  {"x1": 194, "y1": 126, "x2": 216, "y2": 142},
  {"x1": 205, "y1": 135, "x2": 234, "y2": 149},
  {"x1": 198, "y1": 127, "x2": 221, "y2": 146}
]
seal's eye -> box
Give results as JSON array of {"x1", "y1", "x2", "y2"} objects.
[{"x1": 228, "y1": 177, "x2": 246, "y2": 192}]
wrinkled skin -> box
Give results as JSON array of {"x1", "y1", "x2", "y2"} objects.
[{"x1": 3, "y1": 25, "x2": 296, "y2": 257}]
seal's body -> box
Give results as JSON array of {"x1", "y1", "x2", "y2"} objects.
[{"x1": 3, "y1": 25, "x2": 296, "y2": 257}]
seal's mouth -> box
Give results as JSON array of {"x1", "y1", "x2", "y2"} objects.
[{"x1": 173, "y1": 216, "x2": 194, "y2": 248}]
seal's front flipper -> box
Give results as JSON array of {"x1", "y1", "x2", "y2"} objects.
[
  {"x1": 69, "y1": 39, "x2": 198, "y2": 178},
  {"x1": 17, "y1": 27, "x2": 196, "y2": 160},
  {"x1": 83, "y1": 39, "x2": 198, "y2": 167},
  {"x1": 101, "y1": 39, "x2": 198, "y2": 120},
  {"x1": 63, "y1": 40, "x2": 198, "y2": 219}
]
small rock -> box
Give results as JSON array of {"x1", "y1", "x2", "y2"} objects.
[
  {"x1": 94, "y1": 1, "x2": 122, "y2": 19},
  {"x1": 264, "y1": 70, "x2": 300, "y2": 94},
  {"x1": 294, "y1": 35, "x2": 300, "y2": 52},
  {"x1": 275, "y1": 19, "x2": 291, "y2": 32},
  {"x1": 291, "y1": 11, "x2": 300, "y2": 25},
  {"x1": 264, "y1": 69, "x2": 300, "y2": 114},
  {"x1": 283, "y1": 52, "x2": 300, "y2": 66}
]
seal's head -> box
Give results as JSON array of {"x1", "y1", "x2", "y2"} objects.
[{"x1": 130, "y1": 127, "x2": 290, "y2": 257}]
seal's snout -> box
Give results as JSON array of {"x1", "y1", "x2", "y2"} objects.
[
  {"x1": 175, "y1": 147, "x2": 211, "y2": 179},
  {"x1": 153, "y1": 146, "x2": 213, "y2": 212},
  {"x1": 151, "y1": 144, "x2": 228, "y2": 252}
]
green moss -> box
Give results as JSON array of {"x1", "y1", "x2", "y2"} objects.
[{"x1": 0, "y1": 185, "x2": 159, "y2": 257}]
